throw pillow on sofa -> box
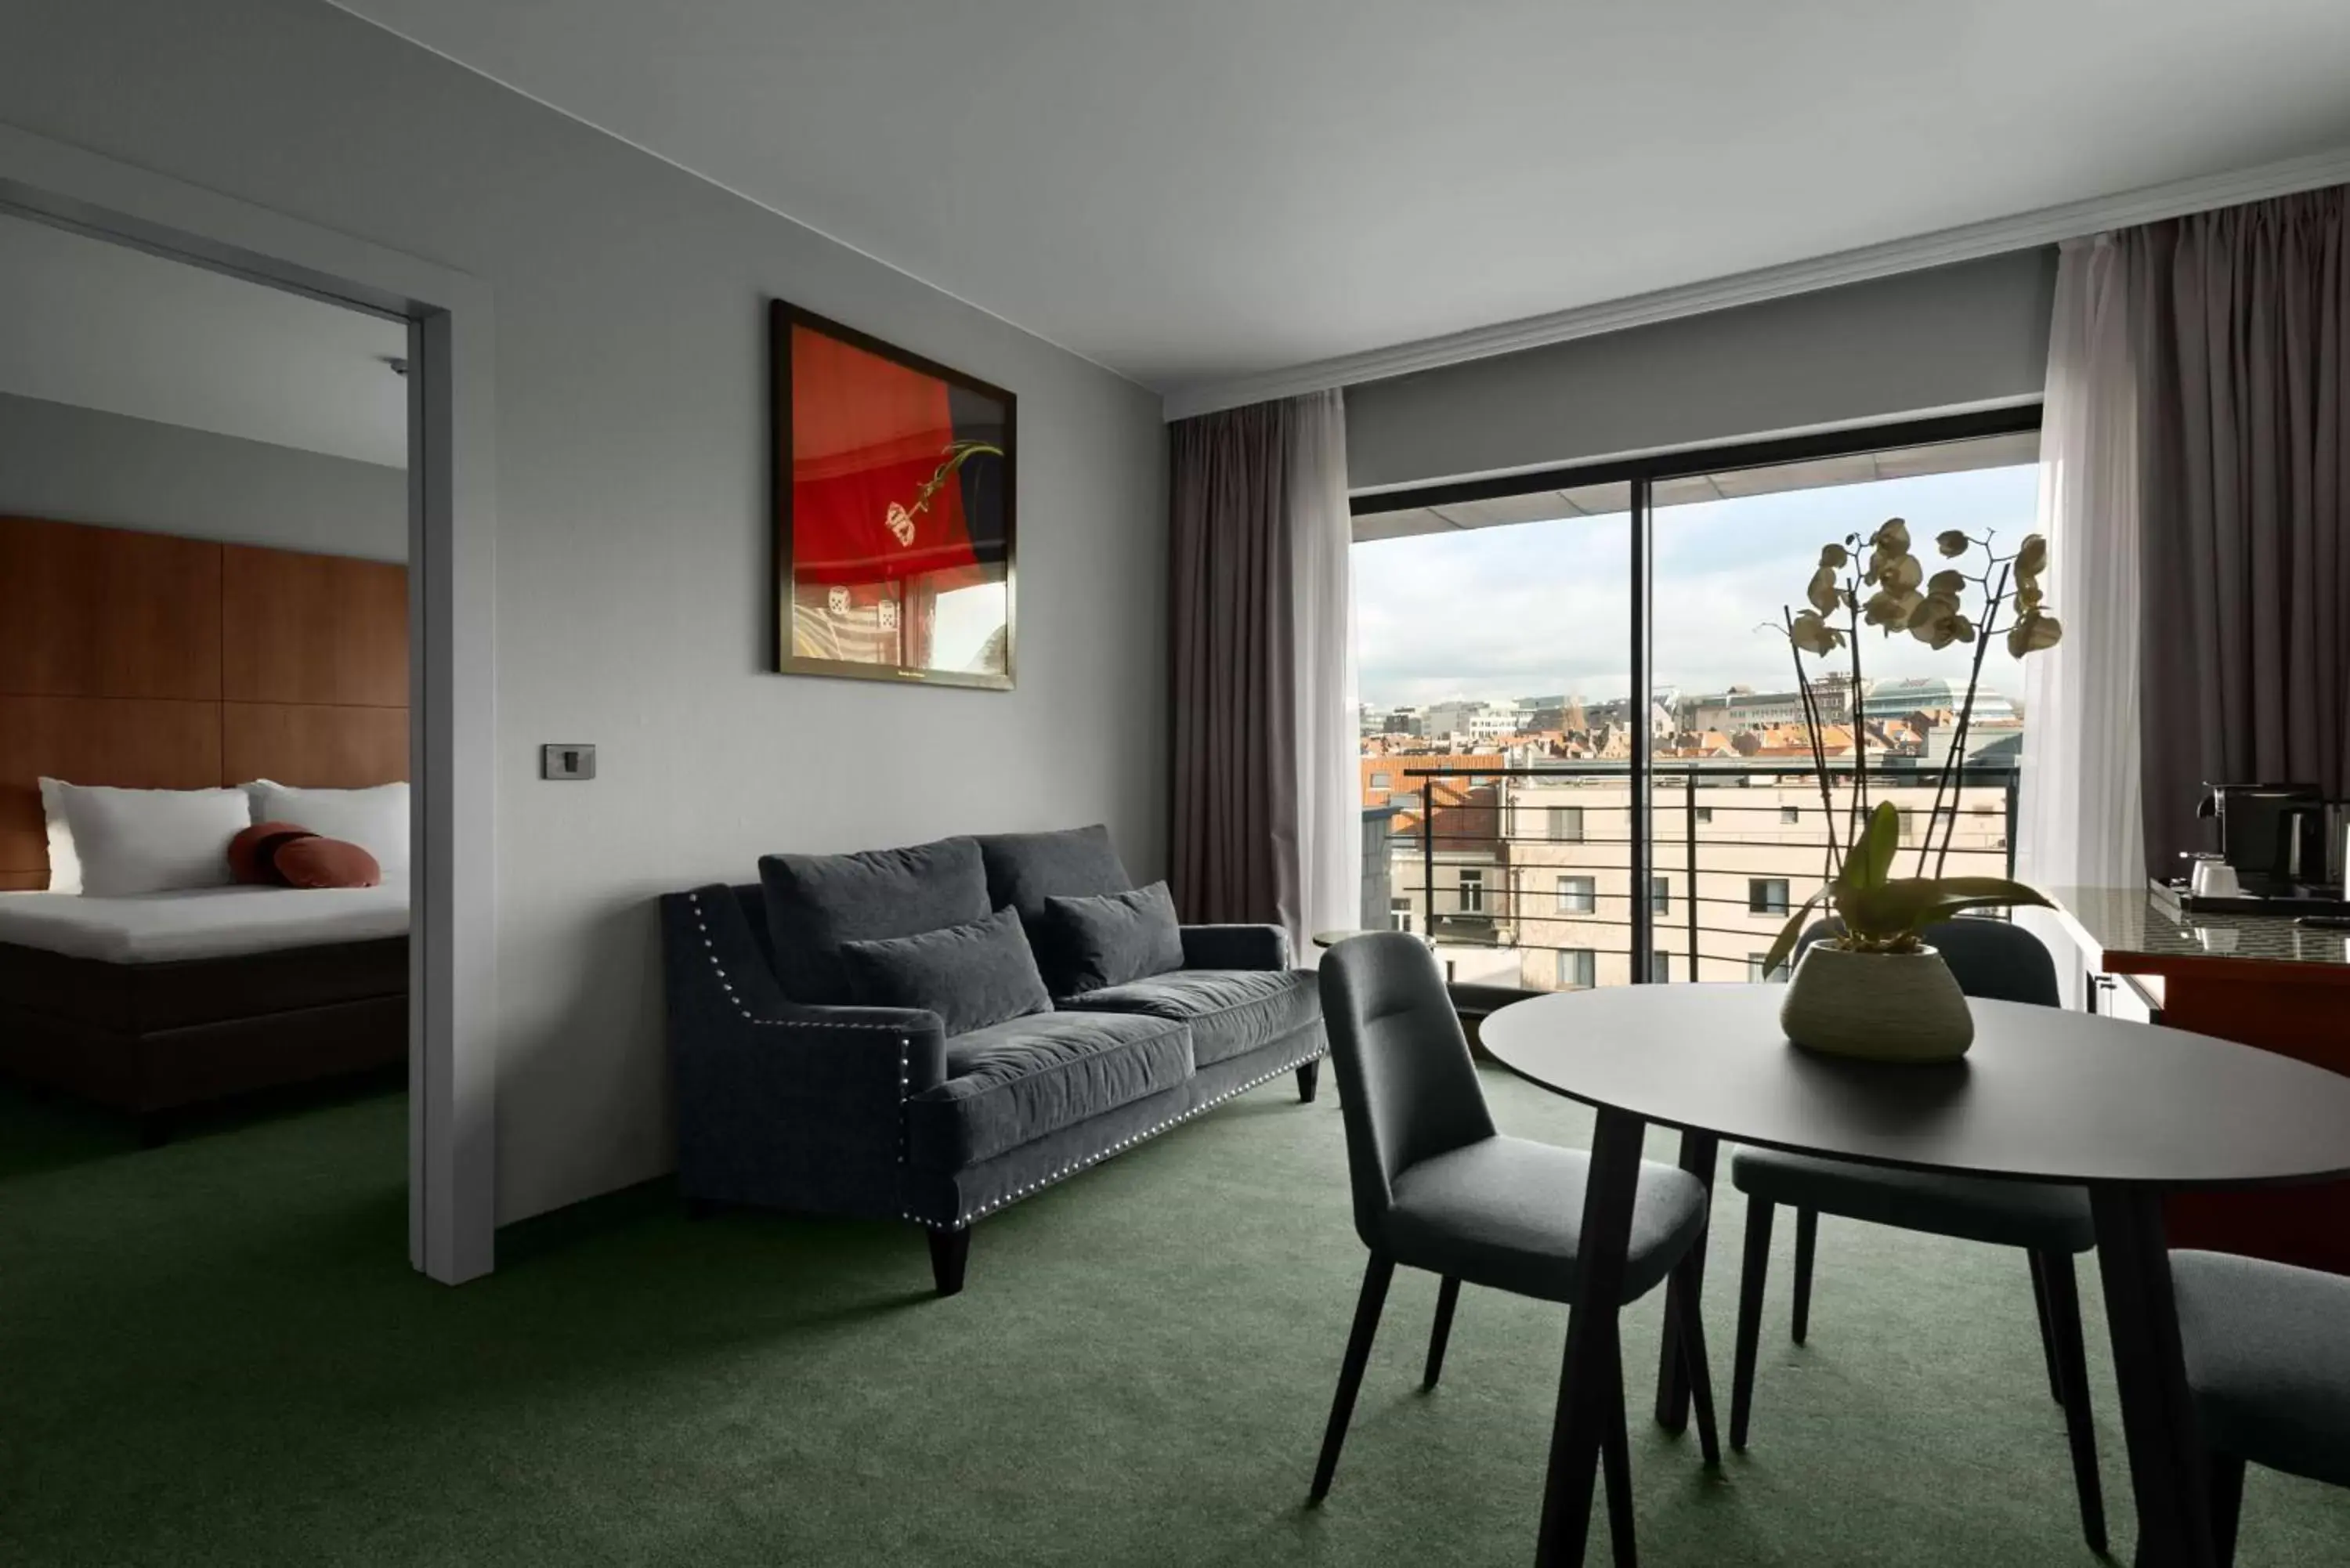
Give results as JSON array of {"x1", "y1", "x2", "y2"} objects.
[
  {"x1": 974, "y1": 824, "x2": 1133, "y2": 930},
  {"x1": 760, "y1": 836, "x2": 992, "y2": 1004},
  {"x1": 1043, "y1": 880, "x2": 1186, "y2": 996},
  {"x1": 838, "y1": 906, "x2": 1054, "y2": 1037}
]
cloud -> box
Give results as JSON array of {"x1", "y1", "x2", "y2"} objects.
[{"x1": 1358, "y1": 465, "x2": 2039, "y2": 709}]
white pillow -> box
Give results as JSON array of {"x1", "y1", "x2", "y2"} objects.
[
  {"x1": 38, "y1": 777, "x2": 83, "y2": 894},
  {"x1": 243, "y1": 780, "x2": 410, "y2": 877},
  {"x1": 52, "y1": 783, "x2": 251, "y2": 896}
]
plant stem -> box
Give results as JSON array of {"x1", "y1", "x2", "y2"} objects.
[
  {"x1": 1846, "y1": 578, "x2": 1867, "y2": 840},
  {"x1": 1928, "y1": 560, "x2": 2012, "y2": 876},
  {"x1": 1784, "y1": 607, "x2": 1842, "y2": 877}
]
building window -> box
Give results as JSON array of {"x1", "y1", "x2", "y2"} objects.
[
  {"x1": 1369, "y1": 771, "x2": 1391, "y2": 790},
  {"x1": 1748, "y1": 952, "x2": 1791, "y2": 982},
  {"x1": 1694, "y1": 807, "x2": 1713, "y2": 825},
  {"x1": 1781, "y1": 806, "x2": 1801, "y2": 826},
  {"x1": 1651, "y1": 950, "x2": 1670, "y2": 982},
  {"x1": 1549, "y1": 806, "x2": 1585, "y2": 843},
  {"x1": 1650, "y1": 877, "x2": 1670, "y2": 915},
  {"x1": 1898, "y1": 808, "x2": 1918, "y2": 842},
  {"x1": 1556, "y1": 875, "x2": 1596, "y2": 914},
  {"x1": 1389, "y1": 898, "x2": 1413, "y2": 934},
  {"x1": 1748, "y1": 878, "x2": 1790, "y2": 916},
  {"x1": 1458, "y1": 868, "x2": 1485, "y2": 914},
  {"x1": 1557, "y1": 948, "x2": 1596, "y2": 990}
]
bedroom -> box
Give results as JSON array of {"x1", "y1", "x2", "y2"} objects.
[{"x1": 0, "y1": 208, "x2": 414, "y2": 1157}]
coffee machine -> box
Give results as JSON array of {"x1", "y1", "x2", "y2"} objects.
[{"x1": 2193, "y1": 782, "x2": 2337, "y2": 900}]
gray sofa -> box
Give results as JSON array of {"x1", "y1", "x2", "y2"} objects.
[{"x1": 660, "y1": 826, "x2": 1325, "y2": 1294}]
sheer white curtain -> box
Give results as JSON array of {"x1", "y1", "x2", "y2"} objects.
[
  {"x1": 2017, "y1": 236, "x2": 2143, "y2": 983},
  {"x1": 1282, "y1": 389, "x2": 1361, "y2": 957}
]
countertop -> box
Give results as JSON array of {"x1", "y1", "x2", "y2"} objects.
[{"x1": 2050, "y1": 884, "x2": 2350, "y2": 979}]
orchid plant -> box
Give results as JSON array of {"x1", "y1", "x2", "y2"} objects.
[
  {"x1": 1759, "y1": 801, "x2": 2052, "y2": 974},
  {"x1": 1762, "y1": 518, "x2": 2065, "y2": 966}
]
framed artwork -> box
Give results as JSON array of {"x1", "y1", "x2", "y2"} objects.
[{"x1": 771, "y1": 300, "x2": 1017, "y2": 688}]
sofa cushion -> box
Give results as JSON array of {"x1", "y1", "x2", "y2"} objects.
[
  {"x1": 759, "y1": 837, "x2": 990, "y2": 1003},
  {"x1": 1060, "y1": 966, "x2": 1317, "y2": 1068},
  {"x1": 1043, "y1": 881, "x2": 1185, "y2": 996},
  {"x1": 973, "y1": 825, "x2": 1133, "y2": 928},
  {"x1": 906, "y1": 1011, "x2": 1193, "y2": 1170},
  {"x1": 838, "y1": 907, "x2": 1053, "y2": 1037}
]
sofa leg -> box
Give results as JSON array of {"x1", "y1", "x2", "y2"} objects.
[
  {"x1": 1296, "y1": 1060, "x2": 1321, "y2": 1104},
  {"x1": 927, "y1": 1225, "x2": 971, "y2": 1297}
]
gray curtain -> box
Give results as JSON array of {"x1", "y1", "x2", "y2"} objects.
[
  {"x1": 2128, "y1": 187, "x2": 2350, "y2": 868},
  {"x1": 1169, "y1": 401, "x2": 1297, "y2": 926}
]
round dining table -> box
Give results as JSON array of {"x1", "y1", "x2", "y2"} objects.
[{"x1": 1480, "y1": 983, "x2": 2350, "y2": 1568}]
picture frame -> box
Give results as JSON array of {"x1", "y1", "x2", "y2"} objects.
[{"x1": 770, "y1": 299, "x2": 1018, "y2": 689}]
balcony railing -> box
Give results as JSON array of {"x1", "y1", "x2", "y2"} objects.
[{"x1": 1376, "y1": 760, "x2": 2021, "y2": 992}]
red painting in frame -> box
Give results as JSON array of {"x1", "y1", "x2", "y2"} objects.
[{"x1": 772, "y1": 300, "x2": 1016, "y2": 688}]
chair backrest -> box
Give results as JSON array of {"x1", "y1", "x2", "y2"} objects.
[
  {"x1": 1319, "y1": 933, "x2": 1499, "y2": 1252},
  {"x1": 1798, "y1": 916, "x2": 2059, "y2": 1007}
]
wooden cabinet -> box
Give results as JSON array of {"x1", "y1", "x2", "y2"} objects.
[{"x1": 2055, "y1": 887, "x2": 2350, "y2": 1277}]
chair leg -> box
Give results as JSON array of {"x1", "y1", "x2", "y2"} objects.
[
  {"x1": 2207, "y1": 1451, "x2": 2245, "y2": 1568},
  {"x1": 2037, "y1": 1251, "x2": 2107, "y2": 1555},
  {"x1": 1730, "y1": 1197, "x2": 1775, "y2": 1451},
  {"x1": 1309, "y1": 1253, "x2": 1394, "y2": 1503},
  {"x1": 1296, "y1": 1059, "x2": 1321, "y2": 1104},
  {"x1": 1791, "y1": 1206, "x2": 1818, "y2": 1346},
  {"x1": 2027, "y1": 1250, "x2": 2063, "y2": 1404},
  {"x1": 1670, "y1": 1264, "x2": 1723, "y2": 1468},
  {"x1": 1423, "y1": 1275, "x2": 1462, "y2": 1389},
  {"x1": 1602, "y1": 1341, "x2": 1638, "y2": 1568},
  {"x1": 927, "y1": 1225, "x2": 971, "y2": 1297}
]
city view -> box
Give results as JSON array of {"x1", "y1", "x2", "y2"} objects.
[{"x1": 1355, "y1": 445, "x2": 2038, "y2": 990}]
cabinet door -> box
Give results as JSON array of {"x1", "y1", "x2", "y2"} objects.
[{"x1": 2091, "y1": 972, "x2": 2163, "y2": 1025}]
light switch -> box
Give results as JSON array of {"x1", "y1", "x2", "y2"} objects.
[{"x1": 542, "y1": 743, "x2": 596, "y2": 781}]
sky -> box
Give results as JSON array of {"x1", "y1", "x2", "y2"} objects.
[{"x1": 1354, "y1": 463, "x2": 2043, "y2": 711}]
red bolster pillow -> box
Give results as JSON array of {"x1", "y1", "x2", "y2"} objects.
[{"x1": 226, "y1": 822, "x2": 383, "y2": 889}]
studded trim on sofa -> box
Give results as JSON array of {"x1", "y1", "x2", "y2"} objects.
[{"x1": 685, "y1": 889, "x2": 916, "y2": 1163}]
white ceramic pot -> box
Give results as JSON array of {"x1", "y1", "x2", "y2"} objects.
[{"x1": 1777, "y1": 941, "x2": 1975, "y2": 1064}]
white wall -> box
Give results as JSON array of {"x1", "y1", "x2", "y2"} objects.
[
  {"x1": 1346, "y1": 251, "x2": 2058, "y2": 492},
  {"x1": 0, "y1": 0, "x2": 1169, "y2": 1224},
  {"x1": 0, "y1": 391, "x2": 408, "y2": 560}
]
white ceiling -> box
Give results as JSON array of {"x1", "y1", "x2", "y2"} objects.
[
  {"x1": 0, "y1": 211, "x2": 409, "y2": 468},
  {"x1": 332, "y1": 1, "x2": 2350, "y2": 401}
]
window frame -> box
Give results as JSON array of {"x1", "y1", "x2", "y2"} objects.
[
  {"x1": 1556, "y1": 873, "x2": 1597, "y2": 915},
  {"x1": 1457, "y1": 866, "x2": 1486, "y2": 915},
  {"x1": 1748, "y1": 877, "x2": 1791, "y2": 916},
  {"x1": 1349, "y1": 403, "x2": 2041, "y2": 995}
]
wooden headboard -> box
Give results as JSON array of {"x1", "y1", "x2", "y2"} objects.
[{"x1": 0, "y1": 516, "x2": 407, "y2": 891}]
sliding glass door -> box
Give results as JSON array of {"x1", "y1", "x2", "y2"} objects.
[{"x1": 1353, "y1": 410, "x2": 2041, "y2": 992}]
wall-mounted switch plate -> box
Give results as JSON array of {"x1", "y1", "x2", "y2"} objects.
[{"x1": 542, "y1": 743, "x2": 596, "y2": 781}]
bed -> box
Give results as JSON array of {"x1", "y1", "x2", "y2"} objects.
[
  {"x1": 1, "y1": 516, "x2": 414, "y2": 1141},
  {"x1": 0, "y1": 887, "x2": 409, "y2": 1142}
]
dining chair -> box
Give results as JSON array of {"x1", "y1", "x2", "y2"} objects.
[
  {"x1": 2171, "y1": 1249, "x2": 2350, "y2": 1566},
  {"x1": 1311, "y1": 931, "x2": 1720, "y2": 1563},
  {"x1": 1727, "y1": 917, "x2": 2107, "y2": 1554}
]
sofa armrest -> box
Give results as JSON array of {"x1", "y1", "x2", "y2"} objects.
[
  {"x1": 662, "y1": 886, "x2": 949, "y2": 1215},
  {"x1": 1180, "y1": 923, "x2": 1291, "y2": 972}
]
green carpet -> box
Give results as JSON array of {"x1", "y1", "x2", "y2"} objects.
[{"x1": 3, "y1": 1070, "x2": 2344, "y2": 1567}]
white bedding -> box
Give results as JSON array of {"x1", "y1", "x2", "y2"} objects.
[{"x1": 0, "y1": 885, "x2": 410, "y2": 964}]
